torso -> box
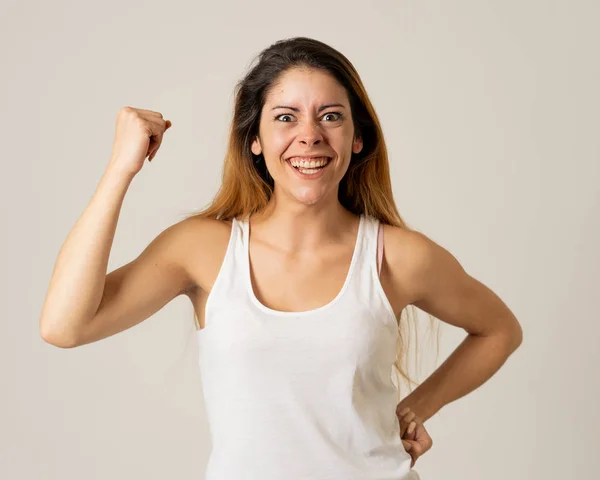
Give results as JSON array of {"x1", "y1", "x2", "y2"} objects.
[
  {"x1": 191, "y1": 213, "x2": 421, "y2": 480},
  {"x1": 181, "y1": 215, "x2": 419, "y2": 329}
]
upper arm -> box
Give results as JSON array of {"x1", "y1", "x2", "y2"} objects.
[
  {"x1": 73, "y1": 219, "x2": 197, "y2": 347},
  {"x1": 387, "y1": 228, "x2": 522, "y2": 342}
]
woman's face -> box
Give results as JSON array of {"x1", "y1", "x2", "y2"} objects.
[{"x1": 251, "y1": 67, "x2": 363, "y2": 207}]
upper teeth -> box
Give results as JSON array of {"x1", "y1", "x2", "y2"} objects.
[{"x1": 290, "y1": 157, "x2": 329, "y2": 168}]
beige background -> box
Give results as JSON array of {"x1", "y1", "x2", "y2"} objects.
[{"x1": 1, "y1": 0, "x2": 598, "y2": 478}]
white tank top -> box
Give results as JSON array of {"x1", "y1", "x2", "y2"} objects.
[{"x1": 196, "y1": 214, "x2": 421, "y2": 480}]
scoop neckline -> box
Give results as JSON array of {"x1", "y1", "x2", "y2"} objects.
[{"x1": 243, "y1": 214, "x2": 365, "y2": 317}]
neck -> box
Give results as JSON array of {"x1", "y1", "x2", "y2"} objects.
[{"x1": 250, "y1": 192, "x2": 358, "y2": 252}]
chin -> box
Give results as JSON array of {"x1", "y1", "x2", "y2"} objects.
[{"x1": 289, "y1": 186, "x2": 331, "y2": 206}]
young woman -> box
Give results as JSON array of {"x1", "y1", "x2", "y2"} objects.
[{"x1": 40, "y1": 37, "x2": 523, "y2": 479}]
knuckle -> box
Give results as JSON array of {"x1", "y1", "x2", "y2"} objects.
[{"x1": 134, "y1": 114, "x2": 146, "y2": 126}]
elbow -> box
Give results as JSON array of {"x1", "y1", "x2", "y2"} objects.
[
  {"x1": 40, "y1": 320, "x2": 79, "y2": 349},
  {"x1": 505, "y1": 319, "x2": 523, "y2": 353},
  {"x1": 514, "y1": 323, "x2": 524, "y2": 350},
  {"x1": 478, "y1": 318, "x2": 523, "y2": 355}
]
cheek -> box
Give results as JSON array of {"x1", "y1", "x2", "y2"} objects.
[
  {"x1": 268, "y1": 129, "x2": 293, "y2": 153},
  {"x1": 261, "y1": 131, "x2": 294, "y2": 166}
]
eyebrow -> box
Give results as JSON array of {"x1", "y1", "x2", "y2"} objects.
[{"x1": 271, "y1": 103, "x2": 346, "y2": 112}]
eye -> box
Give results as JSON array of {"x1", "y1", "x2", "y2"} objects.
[
  {"x1": 322, "y1": 112, "x2": 343, "y2": 121},
  {"x1": 274, "y1": 112, "x2": 343, "y2": 123},
  {"x1": 275, "y1": 114, "x2": 295, "y2": 122}
]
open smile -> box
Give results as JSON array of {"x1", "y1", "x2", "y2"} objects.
[{"x1": 286, "y1": 156, "x2": 332, "y2": 180}]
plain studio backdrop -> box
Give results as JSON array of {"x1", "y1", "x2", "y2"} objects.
[{"x1": 1, "y1": 1, "x2": 598, "y2": 479}]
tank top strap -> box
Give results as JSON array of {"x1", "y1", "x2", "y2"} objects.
[
  {"x1": 377, "y1": 221, "x2": 384, "y2": 276},
  {"x1": 339, "y1": 213, "x2": 370, "y2": 292},
  {"x1": 346, "y1": 214, "x2": 392, "y2": 306},
  {"x1": 203, "y1": 217, "x2": 247, "y2": 328},
  {"x1": 360, "y1": 214, "x2": 381, "y2": 272}
]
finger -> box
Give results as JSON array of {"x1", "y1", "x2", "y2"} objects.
[
  {"x1": 397, "y1": 406, "x2": 411, "y2": 417},
  {"x1": 403, "y1": 411, "x2": 416, "y2": 423},
  {"x1": 419, "y1": 433, "x2": 433, "y2": 452},
  {"x1": 411, "y1": 427, "x2": 431, "y2": 452},
  {"x1": 142, "y1": 116, "x2": 169, "y2": 136},
  {"x1": 401, "y1": 419, "x2": 417, "y2": 439},
  {"x1": 402, "y1": 425, "x2": 416, "y2": 440},
  {"x1": 136, "y1": 108, "x2": 164, "y2": 117},
  {"x1": 404, "y1": 441, "x2": 419, "y2": 468},
  {"x1": 414, "y1": 423, "x2": 431, "y2": 441},
  {"x1": 399, "y1": 412, "x2": 416, "y2": 437},
  {"x1": 407, "y1": 420, "x2": 417, "y2": 435},
  {"x1": 399, "y1": 419, "x2": 409, "y2": 438},
  {"x1": 146, "y1": 120, "x2": 170, "y2": 159},
  {"x1": 402, "y1": 440, "x2": 412, "y2": 451},
  {"x1": 413, "y1": 430, "x2": 433, "y2": 456},
  {"x1": 401, "y1": 413, "x2": 416, "y2": 435},
  {"x1": 403, "y1": 425, "x2": 417, "y2": 442},
  {"x1": 408, "y1": 440, "x2": 423, "y2": 456},
  {"x1": 147, "y1": 142, "x2": 162, "y2": 161},
  {"x1": 146, "y1": 138, "x2": 161, "y2": 160},
  {"x1": 406, "y1": 440, "x2": 422, "y2": 466}
]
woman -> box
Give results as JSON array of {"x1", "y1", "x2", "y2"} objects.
[{"x1": 40, "y1": 37, "x2": 523, "y2": 479}]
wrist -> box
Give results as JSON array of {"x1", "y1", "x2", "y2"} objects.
[
  {"x1": 103, "y1": 162, "x2": 137, "y2": 186},
  {"x1": 397, "y1": 393, "x2": 439, "y2": 423}
]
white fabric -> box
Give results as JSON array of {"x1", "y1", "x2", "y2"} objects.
[{"x1": 196, "y1": 214, "x2": 421, "y2": 480}]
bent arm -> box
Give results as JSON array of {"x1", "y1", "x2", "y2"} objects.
[
  {"x1": 39, "y1": 167, "x2": 136, "y2": 347},
  {"x1": 391, "y1": 230, "x2": 523, "y2": 422}
]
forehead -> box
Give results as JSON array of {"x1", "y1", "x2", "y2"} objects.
[{"x1": 264, "y1": 67, "x2": 349, "y2": 106}]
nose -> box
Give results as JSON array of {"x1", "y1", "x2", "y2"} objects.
[{"x1": 298, "y1": 120, "x2": 323, "y2": 146}]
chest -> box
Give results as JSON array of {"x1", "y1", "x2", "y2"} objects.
[
  {"x1": 187, "y1": 220, "x2": 412, "y2": 329},
  {"x1": 248, "y1": 239, "x2": 358, "y2": 313}
]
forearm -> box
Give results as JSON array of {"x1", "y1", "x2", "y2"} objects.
[
  {"x1": 398, "y1": 328, "x2": 521, "y2": 422},
  {"x1": 39, "y1": 163, "x2": 134, "y2": 345}
]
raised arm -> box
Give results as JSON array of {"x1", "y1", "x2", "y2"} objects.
[{"x1": 39, "y1": 106, "x2": 180, "y2": 348}]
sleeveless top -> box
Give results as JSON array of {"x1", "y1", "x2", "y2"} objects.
[{"x1": 195, "y1": 214, "x2": 421, "y2": 480}]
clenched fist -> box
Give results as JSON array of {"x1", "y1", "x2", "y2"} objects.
[{"x1": 107, "y1": 106, "x2": 172, "y2": 178}]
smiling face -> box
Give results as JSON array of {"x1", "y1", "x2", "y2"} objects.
[{"x1": 251, "y1": 67, "x2": 363, "y2": 207}]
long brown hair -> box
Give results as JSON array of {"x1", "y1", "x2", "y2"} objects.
[{"x1": 185, "y1": 37, "x2": 439, "y2": 400}]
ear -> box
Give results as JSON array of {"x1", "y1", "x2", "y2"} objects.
[
  {"x1": 352, "y1": 135, "x2": 363, "y2": 155},
  {"x1": 251, "y1": 136, "x2": 262, "y2": 156}
]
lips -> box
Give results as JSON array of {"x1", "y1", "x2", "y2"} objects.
[{"x1": 285, "y1": 156, "x2": 332, "y2": 179}]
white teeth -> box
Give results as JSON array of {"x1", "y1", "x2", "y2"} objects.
[{"x1": 289, "y1": 157, "x2": 330, "y2": 168}]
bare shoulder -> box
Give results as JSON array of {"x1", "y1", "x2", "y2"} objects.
[
  {"x1": 171, "y1": 215, "x2": 233, "y2": 293},
  {"x1": 381, "y1": 223, "x2": 461, "y2": 308},
  {"x1": 382, "y1": 223, "x2": 522, "y2": 343},
  {"x1": 173, "y1": 215, "x2": 232, "y2": 246}
]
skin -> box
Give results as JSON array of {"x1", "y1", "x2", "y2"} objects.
[
  {"x1": 251, "y1": 67, "x2": 363, "y2": 209},
  {"x1": 248, "y1": 66, "x2": 364, "y2": 256},
  {"x1": 43, "y1": 66, "x2": 522, "y2": 468}
]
